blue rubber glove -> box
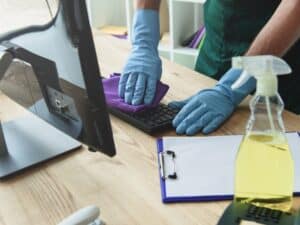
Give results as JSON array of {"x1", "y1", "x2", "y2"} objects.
[
  {"x1": 169, "y1": 69, "x2": 256, "y2": 135},
  {"x1": 119, "y1": 10, "x2": 162, "y2": 105}
]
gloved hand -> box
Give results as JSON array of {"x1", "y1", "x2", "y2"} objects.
[
  {"x1": 119, "y1": 10, "x2": 162, "y2": 105},
  {"x1": 169, "y1": 69, "x2": 256, "y2": 135}
]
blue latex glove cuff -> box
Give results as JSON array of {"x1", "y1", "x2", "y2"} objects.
[
  {"x1": 215, "y1": 68, "x2": 256, "y2": 106},
  {"x1": 123, "y1": 10, "x2": 162, "y2": 78},
  {"x1": 119, "y1": 9, "x2": 162, "y2": 105}
]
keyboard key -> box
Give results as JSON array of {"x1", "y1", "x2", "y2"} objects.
[
  {"x1": 248, "y1": 205, "x2": 258, "y2": 215},
  {"x1": 271, "y1": 210, "x2": 282, "y2": 220},
  {"x1": 258, "y1": 208, "x2": 271, "y2": 218},
  {"x1": 108, "y1": 104, "x2": 178, "y2": 133}
]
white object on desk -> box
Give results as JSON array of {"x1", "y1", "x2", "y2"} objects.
[
  {"x1": 158, "y1": 132, "x2": 300, "y2": 202},
  {"x1": 58, "y1": 206, "x2": 103, "y2": 225}
]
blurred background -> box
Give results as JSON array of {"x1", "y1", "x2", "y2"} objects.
[{"x1": 0, "y1": 0, "x2": 206, "y2": 69}]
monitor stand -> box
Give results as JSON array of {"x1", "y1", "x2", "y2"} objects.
[{"x1": 0, "y1": 113, "x2": 81, "y2": 178}]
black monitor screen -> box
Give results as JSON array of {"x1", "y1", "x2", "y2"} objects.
[{"x1": 0, "y1": 0, "x2": 116, "y2": 156}]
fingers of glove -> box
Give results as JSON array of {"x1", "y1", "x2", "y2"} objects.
[
  {"x1": 175, "y1": 105, "x2": 207, "y2": 134},
  {"x1": 185, "y1": 112, "x2": 216, "y2": 136},
  {"x1": 124, "y1": 73, "x2": 139, "y2": 104},
  {"x1": 118, "y1": 73, "x2": 129, "y2": 98},
  {"x1": 144, "y1": 78, "x2": 157, "y2": 105},
  {"x1": 132, "y1": 74, "x2": 147, "y2": 105},
  {"x1": 173, "y1": 98, "x2": 202, "y2": 127},
  {"x1": 202, "y1": 115, "x2": 224, "y2": 134}
]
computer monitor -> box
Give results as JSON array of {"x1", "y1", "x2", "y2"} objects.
[{"x1": 0, "y1": 0, "x2": 116, "y2": 178}]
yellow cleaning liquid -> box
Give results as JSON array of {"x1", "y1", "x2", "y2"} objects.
[{"x1": 234, "y1": 132, "x2": 294, "y2": 212}]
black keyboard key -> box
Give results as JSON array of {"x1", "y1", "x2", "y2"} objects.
[
  {"x1": 108, "y1": 104, "x2": 179, "y2": 134},
  {"x1": 248, "y1": 205, "x2": 259, "y2": 215},
  {"x1": 259, "y1": 208, "x2": 271, "y2": 218},
  {"x1": 271, "y1": 210, "x2": 282, "y2": 220}
]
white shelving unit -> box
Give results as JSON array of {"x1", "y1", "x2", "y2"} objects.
[
  {"x1": 169, "y1": 0, "x2": 205, "y2": 68},
  {"x1": 87, "y1": 0, "x2": 205, "y2": 69}
]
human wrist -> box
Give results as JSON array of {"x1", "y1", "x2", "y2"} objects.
[
  {"x1": 132, "y1": 10, "x2": 160, "y2": 49},
  {"x1": 124, "y1": 9, "x2": 162, "y2": 79},
  {"x1": 215, "y1": 69, "x2": 256, "y2": 106},
  {"x1": 137, "y1": 0, "x2": 161, "y2": 10}
]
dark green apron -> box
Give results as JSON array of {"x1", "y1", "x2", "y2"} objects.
[{"x1": 195, "y1": 0, "x2": 300, "y2": 113}]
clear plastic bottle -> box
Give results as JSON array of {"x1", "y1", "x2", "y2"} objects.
[{"x1": 231, "y1": 56, "x2": 294, "y2": 212}]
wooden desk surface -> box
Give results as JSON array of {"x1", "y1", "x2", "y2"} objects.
[{"x1": 0, "y1": 34, "x2": 300, "y2": 225}]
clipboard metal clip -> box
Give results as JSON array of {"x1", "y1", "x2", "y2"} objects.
[{"x1": 158, "y1": 150, "x2": 177, "y2": 180}]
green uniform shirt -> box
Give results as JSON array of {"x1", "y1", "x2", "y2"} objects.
[{"x1": 195, "y1": 0, "x2": 300, "y2": 113}]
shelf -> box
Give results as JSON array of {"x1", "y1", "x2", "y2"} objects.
[
  {"x1": 170, "y1": 0, "x2": 204, "y2": 49},
  {"x1": 173, "y1": 47, "x2": 199, "y2": 56},
  {"x1": 159, "y1": 51, "x2": 171, "y2": 60},
  {"x1": 173, "y1": 52, "x2": 197, "y2": 69},
  {"x1": 159, "y1": 32, "x2": 171, "y2": 52},
  {"x1": 159, "y1": 44, "x2": 171, "y2": 53}
]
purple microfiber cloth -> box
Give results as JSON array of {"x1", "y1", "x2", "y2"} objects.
[{"x1": 102, "y1": 73, "x2": 169, "y2": 113}]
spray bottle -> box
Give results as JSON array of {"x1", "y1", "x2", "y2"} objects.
[{"x1": 231, "y1": 55, "x2": 294, "y2": 212}]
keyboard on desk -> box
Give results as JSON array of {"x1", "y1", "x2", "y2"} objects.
[{"x1": 108, "y1": 104, "x2": 180, "y2": 134}]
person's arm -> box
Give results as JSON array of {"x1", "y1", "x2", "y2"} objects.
[
  {"x1": 118, "y1": 0, "x2": 162, "y2": 105},
  {"x1": 170, "y1": 0, "x2": 300, "y2": 135},
  {"x1": 246, "y1": 0, "x2": 300, "y2": 56},
  {"x1": 137, "y1": 0, "x2": 161, "y2": 10}
]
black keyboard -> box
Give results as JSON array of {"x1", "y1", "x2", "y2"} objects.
[
  {"x1": 108, "y1": 104, "x2": 180, "y2": 134},
  {"x1": 217, "y1": 202, "x2": 297, "y2": 225}
]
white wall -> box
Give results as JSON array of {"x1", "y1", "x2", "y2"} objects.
[{"x1": 87, "y1": 0, "x2": 127, "y2": 28}]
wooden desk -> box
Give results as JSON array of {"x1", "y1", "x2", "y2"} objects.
[{"x1": 0, "y1": 34, "x2": 300, "y2": 225}]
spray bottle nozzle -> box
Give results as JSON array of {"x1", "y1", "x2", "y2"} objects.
[{"x1": 231, "y1": 55, "x2": 292, "y2": 96}]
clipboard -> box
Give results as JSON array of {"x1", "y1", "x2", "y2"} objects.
[{"x1": 157, "y1": 133, "x2": 300, "y2": 203}]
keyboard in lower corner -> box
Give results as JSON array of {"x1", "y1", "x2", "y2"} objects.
[{"x1": 108, "y1": 104, "x2": 180, "y2": 134}]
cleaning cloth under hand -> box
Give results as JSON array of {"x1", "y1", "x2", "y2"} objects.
[{"x1": 102, "y1": 73, "x2": 169, "y2": 113}]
